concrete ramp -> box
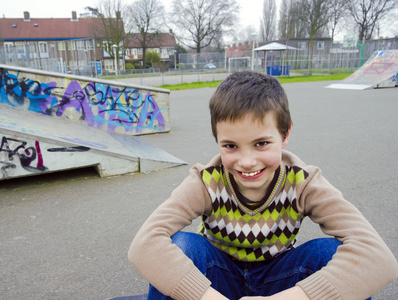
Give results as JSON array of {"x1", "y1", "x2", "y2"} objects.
[
  {"x1": 0, "y1": 64, "x2": 171, "y2": 135},
  {"x1": 0, "y1": 105, "x2": 185, "y2": 180},
  {"x1": 326, "y1": 50, "x2": 398, "y2": 90},
  {"x1": 0, "y1": 64, "x2": 186, "y2": 180}
]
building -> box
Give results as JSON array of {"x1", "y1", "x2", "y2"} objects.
[
  {"x1": 0, "y1": 12, "x2": 177, "y2": 75},
  {"x1": 125, "y1": 31, "x2": 177, "y2": 65},
  {"x1": 0, "y1": 11, "x2": 103, "y2": 75}
]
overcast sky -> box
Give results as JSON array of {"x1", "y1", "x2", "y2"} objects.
[
  {"x1": 1, "y1": 0, "x2": 265, "y2": 30},
  {"x1": 1, "y1": 0, "x2": 396, "y2": 41}
]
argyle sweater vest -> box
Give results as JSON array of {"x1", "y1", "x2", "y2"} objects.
[{"x1": 199, "y1": 164, "x2": 309, "y2": 262}]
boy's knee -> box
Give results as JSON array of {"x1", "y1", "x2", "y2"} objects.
[
  {"x1": 302, "y1": 238, "x2": 342, "y2": 266},
  {"x1": 171, "y1": 232, "x2": 208, "y2": 257}
]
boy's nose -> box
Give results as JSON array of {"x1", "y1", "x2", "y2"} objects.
[{"x1": 238, "y1": 151, "x2": 257, "y2": 169}]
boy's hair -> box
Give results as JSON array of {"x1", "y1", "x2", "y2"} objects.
[{"x1": 209, "y1": 71, "x2": 292, "y2": 141}]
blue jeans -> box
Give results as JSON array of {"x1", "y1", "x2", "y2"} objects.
[{"x1": 148, "y1": 232, "x2": 370, "y2": 300}]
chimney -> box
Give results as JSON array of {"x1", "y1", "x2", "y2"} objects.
[
  {"x1": 23, "y1": 11, "x2": 30, "y2": 21},
  {"x1": 71, "y1": 11, "x2": 78, "y2": 21},
  {"x1": 116, "y1": 11, "x2": 121, "y2": 19}
]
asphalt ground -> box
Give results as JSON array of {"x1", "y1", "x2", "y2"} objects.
[{"x1": 1, "y1": 81, "x2": 397, "y2": 299}]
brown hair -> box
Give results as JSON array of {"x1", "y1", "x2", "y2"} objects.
[{"x1": 209, "y1": 71, "x2": 292, "y2": 141}]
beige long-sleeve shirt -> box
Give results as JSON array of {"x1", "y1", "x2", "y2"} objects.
[{"x1": 129, "y1": 150, "x2": 398, "y2": 299}]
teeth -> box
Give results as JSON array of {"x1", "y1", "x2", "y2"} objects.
[{"x1": 242, "y1": 171, "x2": 261, "y2": 177}]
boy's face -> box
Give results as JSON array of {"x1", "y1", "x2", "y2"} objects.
[{"x1": 216, "y1": 112, "x2": 290, "y2": 202}]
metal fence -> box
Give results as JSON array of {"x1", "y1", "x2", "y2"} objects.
[
  {"x1": 1, "y1": 37, "x2": 397, "y2": 82},
  {"x1": 0, "y1": 39, "x2": 95, "y2": 76}
]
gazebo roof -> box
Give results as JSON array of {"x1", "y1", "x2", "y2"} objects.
[{"x1": 254, "y1": 42, "x2": 297, "y2": 51}]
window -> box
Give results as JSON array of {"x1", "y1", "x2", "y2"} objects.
[
  {"x1": 58, "y1": 42, "x2": 66, "y2": 51},
  {"x1": 138, "y1": 49, "x2": 143, "y2": 54},
  {"x1": 39, "y1": 42, "x2": 48, "y2": 54},
  {"x1": 125, "y1": 49, "x2": 130, "y2": 55},
  {"x1": 86, "y1": 40, "x2": 94, "y2": 49},
  {"x1": 77, "y1": 40, "x2": 85, "y2": 50},
  {"x1": 68, "y1": 41, "x2": 76, "y2": 51},
  {"x1": 4, "y1": 42, "x2": 13, "y2": 53},
  {"x1": 15, "y1": 42, "x2": 26, "y2": 56},
  {"x1": 105, "y1": 59, "x2": 113, "y2": 70},
  {"x1": 317, "y1": 41, "x2": 325, "y2": 50},
  {"x1": 298, "y1": 42, "x2": 307, "y2": 49},
  {"x1": 133, "y1": 49, "x2": 137, "y2": 55}
]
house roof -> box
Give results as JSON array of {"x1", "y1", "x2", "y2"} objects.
[
  {"x1": 0, "y1": 16, "x2": 100, "y2": 41},
  {"x1": 0, "y1": 12, "x2": 176, "y2": 49},
  {"x1": 128, "y1": 33, "x2": 176, "y2": 48}
]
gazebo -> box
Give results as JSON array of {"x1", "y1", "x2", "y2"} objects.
[{"x1": 254, "y1": 42, "x2": 297, "y2": 75}]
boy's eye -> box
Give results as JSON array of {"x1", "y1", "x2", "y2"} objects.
[
  {"x1": 224, "y1": 144, "x2": 237, "y2": 149},
  {"x1": 255, "y1": 141, "x2": 268, "y2": 147}
]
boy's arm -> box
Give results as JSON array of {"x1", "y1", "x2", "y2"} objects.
[
  {"x1": 295, "y1": 167, "x2": 398, "y2": 299},
  {"x1": 128, "y1": 164, "x2": 213, "y2": 300}
]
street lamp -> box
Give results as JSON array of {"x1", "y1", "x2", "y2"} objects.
[
  {"x1": 174, "y1": 50, "x2": 177, "y2": 70},
  {"x1": 224, "y1": 46, "x2": 228, "y2": 71},
  {"x1": 251, "y1": 32, "x2": 257, "y2": 70},
  {"x1": 112, "y1": 44, "x2": 118, "y2": 76}
]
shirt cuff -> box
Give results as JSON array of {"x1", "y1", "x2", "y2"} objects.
[
  {"x1": 297, "y1": 274, "x2": 341, "y2": 300},
  {"x1": 171, "y1": 268, "x2": 212, "y2": 300}
]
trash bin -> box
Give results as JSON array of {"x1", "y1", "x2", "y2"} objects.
[{"x1": 266, "y1": 65, "x2": 290, "y2": 76}]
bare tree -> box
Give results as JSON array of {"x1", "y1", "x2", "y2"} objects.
[
  {"x1": 378, "y1": 5, "x2": 398, "y2": 37},
  {"x1": 125, "y1": 0, "x2": 165, "y2": 67},
  {"x1": 87, "y1": 0, "x2": 129, "y2": 75},
  {"x1": 169, "y1": 0, "x2": 240, "y2": 53},
  {"x1": 278, "y1": 0, "x2": 308, "y2": 38},
  {"x1": 231, "y1": 25, "x2": 258, "y2": 44},
  {"x1": 297, "y1": 0, "x2": 333, "y2": 73},
  {"x1": 328, "y1": 0, "x2": 349, "y2": 42},
  {"x1": 300, "y1": 0, "x2": 332, "y2": 39},
  {"x1": 347, "y1": 0, "x2": 397, "y2": 42},
  {"x1": 260, "y1": 0, "x2": 277, "y2": 41}
]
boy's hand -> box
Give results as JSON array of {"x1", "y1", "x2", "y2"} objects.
[
  {"x1": 201, "y1": 287, "x2": 229, "y2": 300},
  {"x1": 240, "y1": 286, "x2": 309, "y2": 300},
  {"x1": 201, "y1": 286, "x2": 309, "y2": 300}
]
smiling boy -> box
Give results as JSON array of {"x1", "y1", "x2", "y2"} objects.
[
  {"x1": 216, "y1": 112, "x2": 288, "y2": 202},
  {"x1": 128, "y1": 71, "x2": 398, "y2": 300}
]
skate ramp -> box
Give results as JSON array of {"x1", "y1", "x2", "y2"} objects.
[
  {"x1": 326, "y1": 50, "x2": 398, "y2": 90},
  {"x1": 0, "y1": 64, "x2": 170, "y2": 135},
  {"x1": 0, "y1": 65, "x2": 186, "y2": 180},
  {"x1": 0, "y1": 105, "x2": 185, "y2": 180}
]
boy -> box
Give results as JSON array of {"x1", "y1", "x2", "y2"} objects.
[{"x1": 128, "y1": 71, "x2": 398, "y2": 299}]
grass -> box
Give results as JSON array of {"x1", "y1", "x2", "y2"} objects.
[{"x1": 156, "y1": 73, "x2": 351, "y2": 91}]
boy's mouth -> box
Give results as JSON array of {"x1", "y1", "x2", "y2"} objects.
[
  {"x1": 242, "y1": 170, "x2": 261, "y2": 177},
  {"x1": 238, "y1": 168, "x2": 265, "y2": 178}
]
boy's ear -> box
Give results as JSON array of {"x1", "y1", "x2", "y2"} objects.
[{"x1": 282, "y1": 122, "x2": 292, "y2": 148}]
